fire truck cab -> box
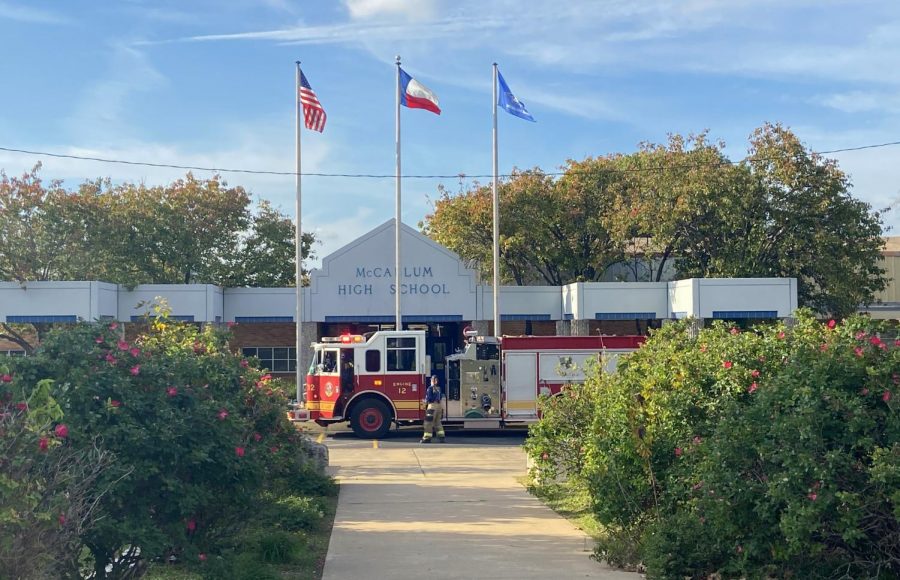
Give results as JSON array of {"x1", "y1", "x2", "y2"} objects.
[{"x1": 305, "y1": 330, "x2": 644, "y2": 438}]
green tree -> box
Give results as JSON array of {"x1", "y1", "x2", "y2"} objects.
[{"x1": 216, "y1": 199, "x2": 317, "y2": 288}]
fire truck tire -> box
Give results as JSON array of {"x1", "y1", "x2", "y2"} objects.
[{"x1": 350, "y1": 399, "x2": 392, "y2": 439}]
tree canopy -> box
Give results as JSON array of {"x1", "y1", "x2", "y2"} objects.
[
  {"x1": 422, "y1": 123, "x2": 887, "y2": 316},
  {"x1": 0, "y1": 166, "x2": 316, "y2": 288}
]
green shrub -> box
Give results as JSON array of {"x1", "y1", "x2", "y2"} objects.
[{"x1": 6, "y1": 313, "x2": 331, "y2": 576}]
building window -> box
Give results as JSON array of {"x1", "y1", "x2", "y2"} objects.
[
  {"x1": 386, "y1": 337, "x2": 416, "y2": 372},
  {"x1": 1, "y1": 350, "x2": 26, "y2": 357},
  {"x1": 241, "y1": 346, "x2": 296, "y2": 372}
]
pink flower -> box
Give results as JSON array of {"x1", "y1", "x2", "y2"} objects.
[
  {"x1": 693, "y1": 436, "x2": 702, "y2": 445},
  {"x1": 269, "y1": 446, "x2": 279, "y2": 453},
  {"x1": 777, "y1": 331, "x2": 785, "y2": 340},
  {"x1": 748, "y1": 383, "x2": 758, "y2": 394},
  {"x1": 235, "y1": 446, "x2": 245, "y2": 457},
  {"x1": 674, "y1": 447, "x2": 683, "y2": 457},
  {"x1": 226, "y1": 321, "x2": 236, "y2": 328},
  {"x1": 129, "y1": 347, "x2": 140, "y2": 357},
  {"x1": 130, "y1": 365, "x2": 140, "y2": 376},
  {"x1": 750, "y1": 370, "x2": 760, "y2": 378},
  {"x1": 730, "y1": 327, "x2": 740, "y2": 335},
  {"x1": 884, "y1": 391, "x2": 892, "y2": 403},
  {"x1": 820, "y1": 343, "x2": 828, "y2": 352},
  {"x1": 0, "y1": 374, "x2": 11, "y2": 383},
  {"x1": 808, "y1": 492, "x2": 817, "y2": 501},
  {"x1": 198, "y1": 553, "x2": 207, "y2": 562},
  {"x1": 38, "y1": 437, "x2": 49, "y2": 452},
  {"x1": 253, "y1": 432, "x2": 263, "y2": 442},
  {"x1": 870, "y1": 336, "x2": 882, "y2": 346},
  {"x1": 166, "y1": 387, "x2": 178, "y2": 397},
  {"x1": 723, "y1": 361, "x2": 733, "y2": 369},
  {"x1": 109, "y1": 321, "x2": 119, "y2": 330},
  {"x1": 240, "y1": 359, "x2": 249, "y2": 368},
  {"x1": 854, "y1": 347, "x2": 864, "y2": 358},
  {"x1": 105, "y1": 353, "x2": 116, "y2": 364},
  {"x1": 186, "y1": 519, "x2": 197, "y2": 532},
  {"x1": 856, "y1": 331, "x2": 867, "y2": 340},
  {"x1": 861, "y1": 388, "x2": 869, "y2": 396},
  {"x1": 217, "y1": 409, "x2": 229, "y2": 420},
  {"x1": 95, "y1": 336, "x2": 104, "y2": 344},
  {"x1": 117, "y1": 340, "x2": 129, "y2": 351},
  {"x1": 259, "y1": 374, "x2": 272, "y2": 383},
  {"x1": 15, "y1": 402, "x2": 27, "y2": 412},
  {"x1": 895, "y1": 340, "x2": 900, "y2": 347},
  {"x1": 54, "y1": 424, "x2": 69, "y2": 438},
  {"x1": 59, "y1": 513, "x2": 66, "y2": 526},
  {"x1": 110, "y1": 399, "x2": 122, "y2": 408},
  {"x1": 827, "y1": 319, "x2": 836, "y2": 329}
]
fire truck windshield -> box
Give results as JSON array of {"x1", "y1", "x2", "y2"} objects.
[{"x1": 309, "y1": 349, "x2": 339, "y2": 375}]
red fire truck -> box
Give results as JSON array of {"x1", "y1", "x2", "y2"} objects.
[{"x1": 303, "y1": 330, "x2": 644, "y2": 438}]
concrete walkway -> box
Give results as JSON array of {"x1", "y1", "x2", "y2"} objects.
[{"x1": 321, "y1": 436, "x2": 641, "y2": 580}]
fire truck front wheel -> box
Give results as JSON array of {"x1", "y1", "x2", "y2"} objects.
[{"x1": 350, "y1": 399, "x2": 392, "y2": 439}]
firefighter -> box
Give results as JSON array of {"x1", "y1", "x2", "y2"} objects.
[{"x1": 420, "y1": 375, "x2": 445, "y2": 443}]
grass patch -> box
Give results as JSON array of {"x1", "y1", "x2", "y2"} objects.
[
  {"x1": 145, "y1": 488, "x2": 339, "y2": 580},
  {"x1": 524, "y1": 479, "x2": 602, "y2": 539}
]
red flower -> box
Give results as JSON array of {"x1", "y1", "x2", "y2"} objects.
[
  {"x1": 730, "y1": 327, "x2": 740, "y2": 335},
  {"x1": 110, "y1": 399, "x2": 122, "y2": 408},
  {"x1": 748, "y1": 383, "x2": 758, "y2": 394},
  {"x1": 674, "y1": 447, "x2": 683, "y2": 457},
  {"x1": 269, "y1": 446, "x2": 279, "y2": 453},
  {"x1": 240, "y1": 359, "x2": 249, "y2": 368},
  {"x1": 166, "y1": 387, "x2": 178, "y2": 397},
  {"x1": 59, "y1": 513, "x2": 66, "y2": 526},
  {"x1": 750, "y1": 369, "x2": 760, "y2": 378},
  {"x1": 895, "y1": 340, "x2": 900, "y2": 347},
  {"x1": 192, "y1": 341, "x2": 207, "y2": 354},
  {"x1": 1, "y1": 373, "x2": 11, "y2": 383},
  {"x1": 819, "y1": 343, "x2": 828, "y2": 351},
  {"x1": 253, "y1": 432, "x2": 263, "y2": 442},
  {"x1": 870, "y1": 336, "x2": 882, "y2": 346},
  {"x1": 808, "y1": 492, "x2": 817, "y2": 501},
  {"x1": 259, "y1": 374, "x2": 272, "y2": 383},
  {"x1": 217, "y1": 409, "x2": 229, "y2": 420},
  {"x1": 235, "y1": 446, "x2": 245, "y2": 457},
  {"x1": 198, "y1": 553, "x2": 207, "y2": 562},
  {"x1": 854, "y1": 347, "x2": 864, "y2": 358},
  {"x1": 856, "y1": 331, "x2": 867, "y2": 340},
  {"x1": 884, "y1": 391, "x2": 892, "y2": 403},
  {"x1": 722, "y1": 361, "x2": 733, "y2": 369},
  {"x1": 54, "y1": 424, "x2": 69, "y2": 438},
  {"x1": 95, "y1": 336, "x2": 104, "y2": 344},
  {"x1": 105, "y1": 353, "x2": 116, "y2": 364},
  {"x1": 109, "y1": 321, "x2": 119, "y2": 330},
  {"x1": 226, "y1": 321, "x2": 236, "y2": 328},
  {"x1": 186, "y1": 519, "x2": 197, "y2": 532},
  {"x1": 827, "y1": 319, "x2": 836, "y2": 329},
  {"x1": 130, "y1": 365, "x2": 140, "y2": 376},
  {"x1": 15, "y1": 402, "x2": 27, "y2": 412},
  {"x1": 129, "y1": 347, "x2": 140, "y2": 357},
  {"x1": 117, "y1": 340, "x2": 129, "y2": 351},
  {"x1": 861, "y1": 388, "x2": 869, "y2": 395},
  {"x1": 777, "y1": 331, "x2": 785, "y2": 340},
  {"x1": 38, "y1": 437, "x2": 49, "y2": 452}
]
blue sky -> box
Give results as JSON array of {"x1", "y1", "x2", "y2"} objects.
[{"x1": 1, "y1": 0, "x2": 899, "y2": 265}]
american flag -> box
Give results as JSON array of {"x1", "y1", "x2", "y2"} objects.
[{"x1": 299, "y1": 70, "x2": 326, "y2": 133}]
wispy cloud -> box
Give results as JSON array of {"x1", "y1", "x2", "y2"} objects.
[
  {"x1": 343, "y1": 0, "x2": 439, "y2": 21},
  {"x1": 0, "y1": 1, "x2": 67, "y2": 24}
]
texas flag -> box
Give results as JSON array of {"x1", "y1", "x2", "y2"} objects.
[{"x1": 399, "y1": 68, "x2": 441, "y2": 115}]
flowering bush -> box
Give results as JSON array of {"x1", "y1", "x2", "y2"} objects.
[
  {"x1": 7, "y1": 314, "x2": 330, "y2": 577},
  {"x1": 527, "y1": 311, "x2": 899, "y2": 577}
]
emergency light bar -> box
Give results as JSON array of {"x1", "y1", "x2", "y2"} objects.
[{"x1": 321, "y1": 335, "x2": 364, "y2": 344}]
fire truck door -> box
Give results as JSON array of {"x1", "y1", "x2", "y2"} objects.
[{"x1": 504, "y1": 352, "x2": 537, "y2": 417}]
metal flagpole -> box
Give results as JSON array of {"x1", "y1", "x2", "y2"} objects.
[
  {"x1": 294, "y1": 61, "x2": 303, "y2": 405},
  {"x1": 395, "y1": 55, "x2": 402, "y2": 331},
  {"x1": 492, "y1": 63, "x2": 501, "y2": 337}
]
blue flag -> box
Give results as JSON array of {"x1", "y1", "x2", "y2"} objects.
[{"x1": 497, "y1": 70, "x2": 535, "y2": 122}]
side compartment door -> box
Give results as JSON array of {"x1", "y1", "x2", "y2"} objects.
[{"x1": 504, "y1": 352, "x2": 537, "y2": 417}]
